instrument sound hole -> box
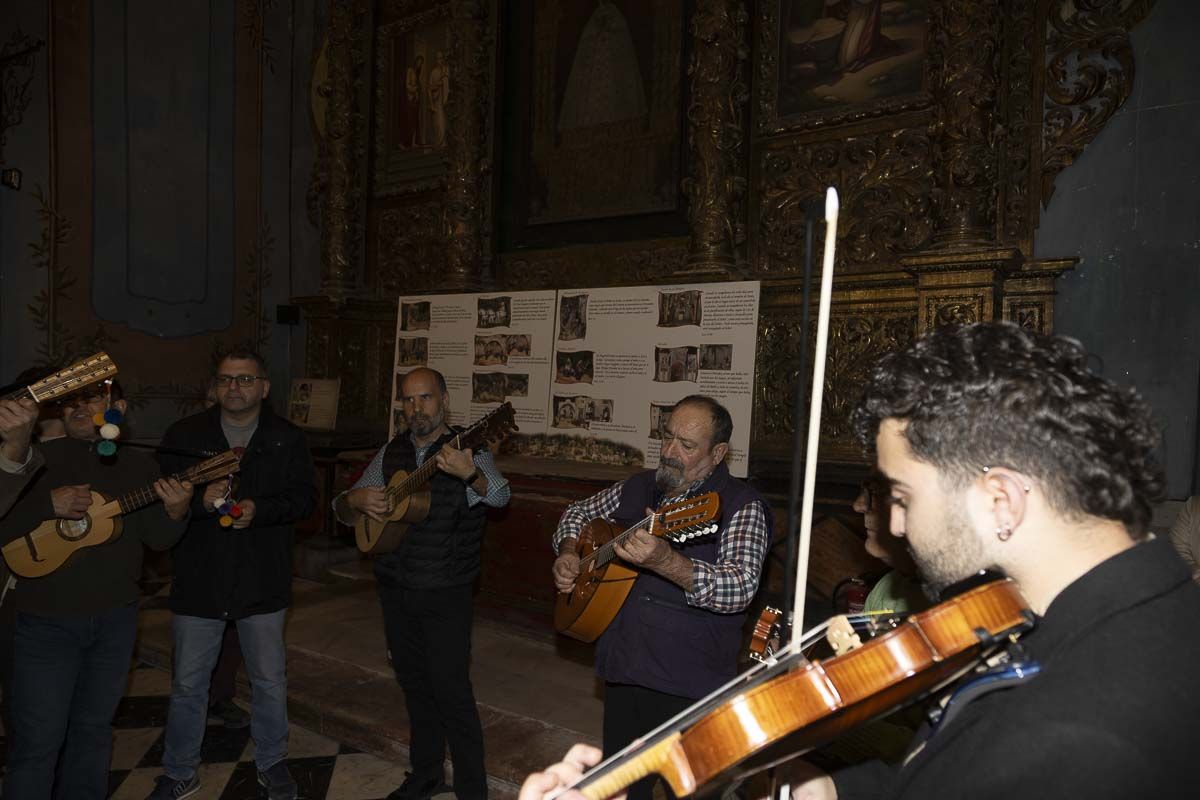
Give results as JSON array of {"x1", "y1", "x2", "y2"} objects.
[{"x1": 56, "y1": 515, "x2": 92, "y2": 542}]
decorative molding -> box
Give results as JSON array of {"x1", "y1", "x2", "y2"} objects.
[
  {"x1": 1040, "y1": 0, "x2": 1155, "y2": 204},
  {"x1": 376, "y1": 199, "x2": 447, "y2": 293},
  {"x1": 753, "y1": 299, "x2": 917, "y2": 463},
  {"x1": 681, "y1": 0, "x2": 748, "y2": 277},
  {"x1": 498, "y1": 238, "x2": 689, "y2": 290},
  {"x1": 320, "y1": 0, "x2": 371, "y2": 295},
  {"x1": 442, "y1": 0, "x2": 489, "y2": 289},
  {"x1": 997, "y1": 0, "x2": 1036, "y2": 251},
  {"x1": 755, "y1": 129, "x2": 935, "y2": 274},
  {"x1": 927, "y1": 0, "x2": 1002, "y2": 247}
]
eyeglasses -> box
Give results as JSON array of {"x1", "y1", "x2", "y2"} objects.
[{"x1": 215, "y1": 375, "x2": 265, "y2": 387}]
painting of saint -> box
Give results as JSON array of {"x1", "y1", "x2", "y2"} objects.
[{"x1": 778, "y1": 0, "x2": 928, "y2": 119}]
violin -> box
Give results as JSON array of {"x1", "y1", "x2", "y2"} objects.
[{"x1": 559, "y1": 578, "x2": 1033, "y2": 799}]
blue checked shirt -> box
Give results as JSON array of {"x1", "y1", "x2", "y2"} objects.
[
  {"x1": 554, "y1": 475, "x2": 769, "y2": 613},
  {"x1": 333, "y1": 436, "x2": 510, "y2": 525}
]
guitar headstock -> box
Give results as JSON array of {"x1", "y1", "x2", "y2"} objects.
[
  {"x1": 464, "y1": 402, "x2": 518, "y2": 450},
  {"x1": 22, "y1": 352, "x2": 119, "y2": 404},
  {"x1": 654, "y1": 491, "x2": 720, "y2": 544},
  {"x1": 183, "y1": 449, "x2": 243, "y2": 484}
]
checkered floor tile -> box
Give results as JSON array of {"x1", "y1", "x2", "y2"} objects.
[{"x1": 4, "y1": 662, "x2": 426, "y2": 800}]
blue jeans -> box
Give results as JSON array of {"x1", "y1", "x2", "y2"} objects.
[
  {"x1": 162, "y1": 610, "x2": 289, "y2": 779},
  {"x1": 4, "y1": 603, "x2": 139, "y2": 800}
]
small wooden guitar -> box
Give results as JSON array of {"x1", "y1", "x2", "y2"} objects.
[
  {"x1": 554, "y1": 492, "x2": 721, "y2": 643},
  {"x1": 355, "y1": 403, "x2": 517, "y2": 555},
  {"x1": 1, "y1": 352, "x2": 118, "y2": 405},
  {"x1": 3, "y1": 449, "x2": 242, "y2": 578}
]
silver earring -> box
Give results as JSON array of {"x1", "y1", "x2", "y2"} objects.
[{"x1": 997, "y1": 526, "x2": 1013, "y2": 542}]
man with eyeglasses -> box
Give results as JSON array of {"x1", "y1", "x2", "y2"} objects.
[
  {"x1": 0, "y1": 380, "x2": 196, "y2": 799},
  {"x1": 149, "y1": 350, "x2": 316, "y2": 800}
]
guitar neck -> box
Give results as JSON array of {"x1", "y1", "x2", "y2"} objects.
[
  {"x1": 589, "y1": 515, "x2": 655, "y2": 569},
  {"x1": 0, "y1": 386, "x2": 35, "y2": 403},
  {"x1": 114, "y1": 460, "x2": 228, "y2": 515},
  {"x1": 387, "y1": 428, "x2": 481, "y2": 501}
]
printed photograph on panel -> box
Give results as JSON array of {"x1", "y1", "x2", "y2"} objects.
[
  {"x1": 506, "y1": 373, "x2": 530, "y2": 398},
  {"x1": 648, "y1": 401, "x2": 673, "y2": 440},
  {"x1": 474, "y1": 335, "x2": 509, "y2": 366},
  {"x1": 657, "y1": 290, "x2": 702, "y2": 328},
  {"x1": 552, "y1": 395, "x2": 590, "y2": 431},
  {"x1": 506, "y1": 333, "x2": 532, "y2": 357},
  {"x1": 397, "y1": 337, "x2": 429, "y2": 367},
  {"x1": 401, "y1": 301, "x2": 431, "y2": 331},
  {"x1": 472, "y1": 372, "x2": 507, "y2": 404},
  {"x1": 652, "y1": 346, "x2": 699, "y2": 383},
  {"x1": 699, "y1": 343, "x2": 733, "y2": 370},
  {"x1": 555, "y1": 350, "x2": 594, "y2": 384},
  {"x1": 559, "y1": 294, "x2": 589, "y2": 341},
  {"x1": 477, "y1": 296, "x2": 512, "y2": 328},
  {"x1": 590, "y1": 398, "x2": 613, "y2": 423}
]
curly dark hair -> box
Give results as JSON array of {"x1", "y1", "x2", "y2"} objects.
[{"x1": 851, "y1": 322, "x2": 1164, "y2": 536}]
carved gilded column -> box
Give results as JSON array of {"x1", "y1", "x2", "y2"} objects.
[
  {"x1": 927, "y1": 0, "x2": 1003, "y2": 247},
  {"x1": 442, "y1": 0, "x2": 488, "y2": 290},
  {"x1": 320, "y1": 0, "x2": 360, "y2": 295},
  {"x1": 679, "y1": 0, "x2": 748, "y2": 278}
]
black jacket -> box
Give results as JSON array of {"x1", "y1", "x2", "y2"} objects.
[
  {"x1": 159, "y1": 405, "x2": 316, "y2": 619},
  {"x1": 833, "y1": 536, "x2": 1200, "y2": 799}
]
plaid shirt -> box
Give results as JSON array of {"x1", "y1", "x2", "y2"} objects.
[
  {"x1": 554, "y1": 475, "x2": 769, "y2": 614},
  {"x1": 332, "y1": 436, "x2": 510, "y2": 525}
]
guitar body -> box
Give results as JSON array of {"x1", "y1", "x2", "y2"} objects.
[
  {"x1": 555, "y1": 518, "x2": 644, "y2": 643},
  {"x1": 354, "y1": 468, "x2": 433, "y2": 555},
  {"x1": 3, "y1": 492, "x2": 124, "y2": 578}
]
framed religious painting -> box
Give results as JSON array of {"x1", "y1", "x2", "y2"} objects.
[
  {"x1": 756, "y1": 0, "x2": 933, "y2": 134},
  {"x1": 373, "y1": 3, "x2": 453, "y2": 196},
  {"x1": 498, "y1": 0, "x2": 692, "y2": 250}
]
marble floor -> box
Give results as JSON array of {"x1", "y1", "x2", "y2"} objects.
[
  {"x1": 11, "y1": 662, "x2": 440, "y2": 800},
  {"x1": 132, "y1": 576, "x2": 603, "y2": 799}
]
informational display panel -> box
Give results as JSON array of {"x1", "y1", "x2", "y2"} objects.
[
  {"x1": 390, "y1": 291, "x2": 558, "y2": 440},
  {"x1": 391, "y1": 282, "x2": 759, "y2": 476},
  {"x1": 549, "y1": 281, "x2": 759, "y2": 477}
]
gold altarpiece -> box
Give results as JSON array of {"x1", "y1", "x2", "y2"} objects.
[{"x1": 297, "y1": 0, "x2": 1153, "y2": 476}]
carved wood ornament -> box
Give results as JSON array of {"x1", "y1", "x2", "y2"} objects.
[{"x1": 298, "y1": 0, "x2": 1154, "y2": 453}]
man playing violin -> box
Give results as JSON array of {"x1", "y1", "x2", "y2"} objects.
[
  {"x1": 551, "y1": 395, "x2": 771, "y2": 800},
  {"x1": 527, "y1": 323, "x2": 1200, "y2": 800}
]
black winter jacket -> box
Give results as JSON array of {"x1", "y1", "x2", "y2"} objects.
[{"x1": 159, "y1": 405, "x2": 316, "y2": 619}]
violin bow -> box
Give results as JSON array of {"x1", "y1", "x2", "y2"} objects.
[{"x1": 791, "y1": 187, "x2": 839, "y2": 637}]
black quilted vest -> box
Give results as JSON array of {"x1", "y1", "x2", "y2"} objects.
[
  {"x1": 594, "y1": 461, "x2": 771, "y2": 699},
  {"x1": 373, "y1": 429, "x2": 488, "y2": 589}
]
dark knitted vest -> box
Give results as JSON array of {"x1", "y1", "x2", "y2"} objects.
[
  {"x1": 373, "y1": 429, "x2": 488, "y2": 589},
  {"x1": 594, "y1": 461, "x2": 771, "y2": 699}
]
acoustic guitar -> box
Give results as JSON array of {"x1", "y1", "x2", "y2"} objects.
[
  {"x1": 555, "y1": 579, "x2": 1033, "y2": 800},
  {"x1": 3, "y1": 448, "x2": 242, "y2": 578},
  {"x1": 554, "y1": 492, "x2": 721, "y2": 643},
  {"x1": 1, "y1": 352, "x2": 118, "y2": 406},
  {"x1": 355, "y1": 403, "x2": 517, "y2": 556}
]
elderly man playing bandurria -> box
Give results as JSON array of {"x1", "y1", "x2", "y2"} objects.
[
  {"x1": 524, "y1": 323, "x2": 1200, "y2": 800},
  {"x1": 551, "y1": 394, "x2": 770, "y2": 800}
]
